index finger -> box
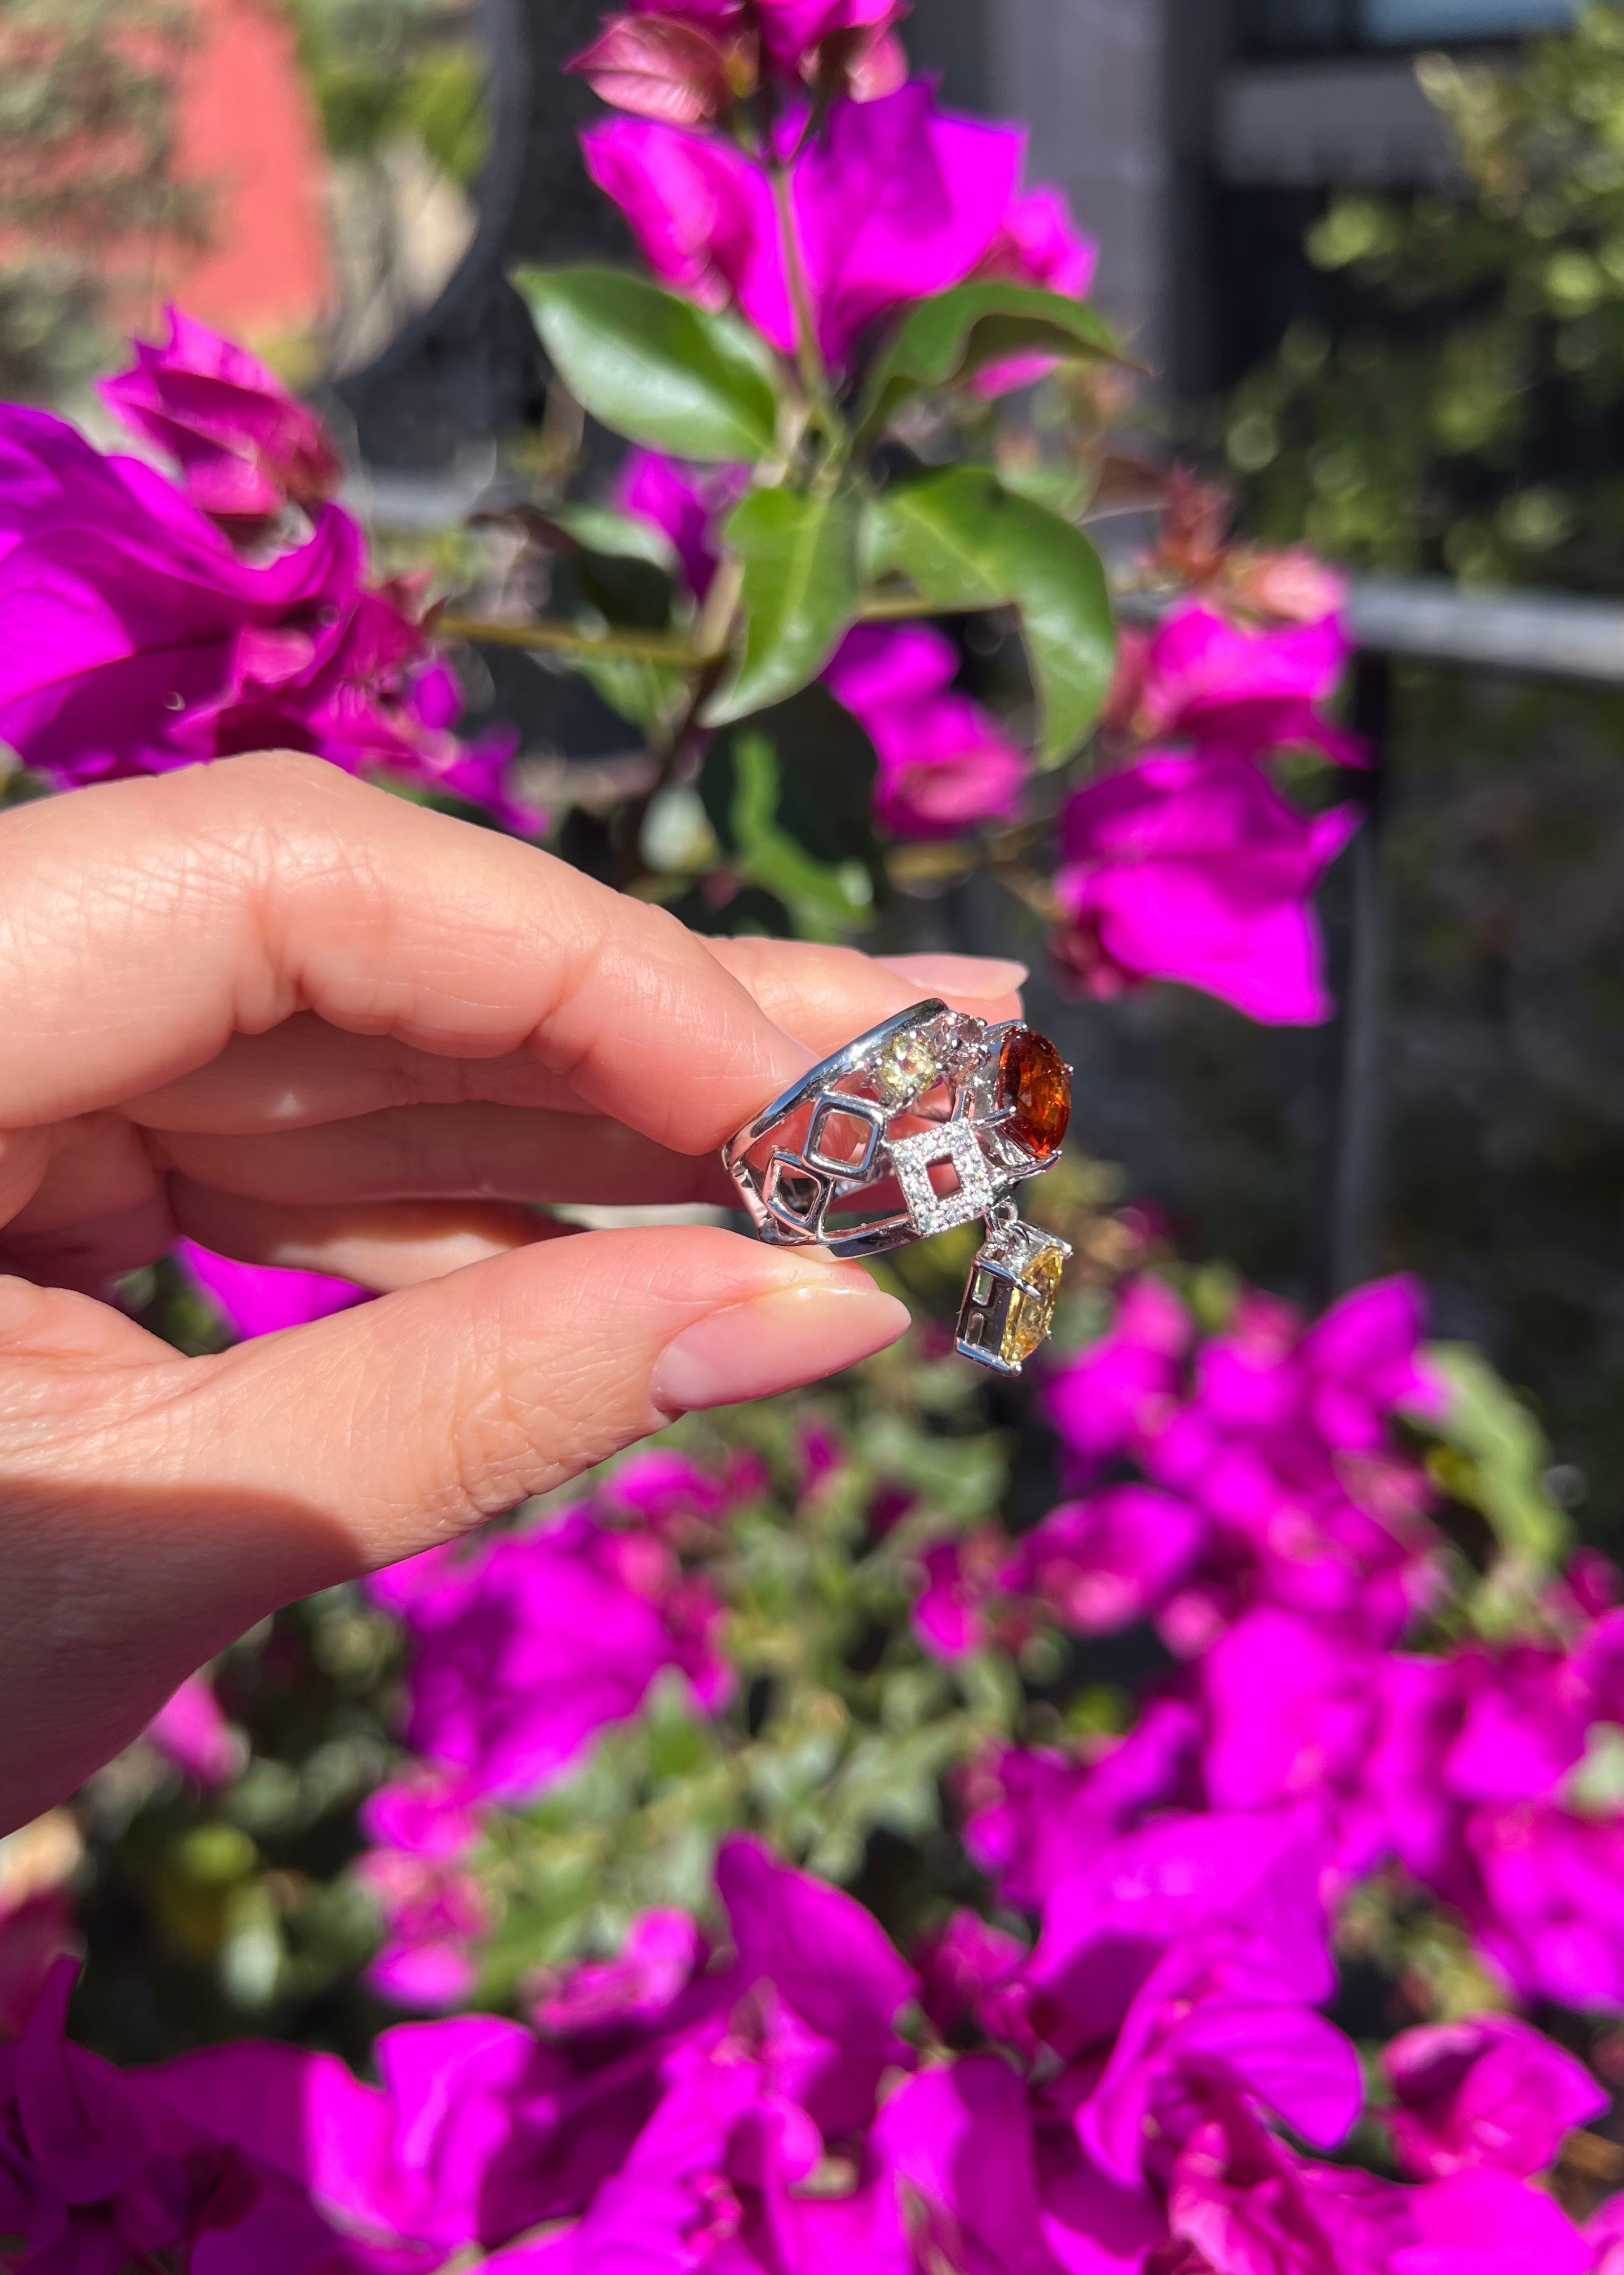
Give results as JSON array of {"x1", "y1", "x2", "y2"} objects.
[{"x1": 0, "y1": 756, "x2": 842, "y2": 1155}]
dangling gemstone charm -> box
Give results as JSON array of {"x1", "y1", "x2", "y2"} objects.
[{"x1": 956, "y1": 1209, "x2": 1072, "y2": 1377}]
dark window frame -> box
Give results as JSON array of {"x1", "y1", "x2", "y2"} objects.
[{"x1": 1234, "y1": 0, "x2": 1575, "y2": 59}]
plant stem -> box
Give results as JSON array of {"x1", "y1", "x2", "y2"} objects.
[
  {"x1": 765, "y1": 160, "x2": 843, "y2": 457},
  {"x1": 435, "y1": 616, "x2": 720, "y2": 668},
  {"x1": 437, "y1": 587, "x2": 980, "y2": 661}
]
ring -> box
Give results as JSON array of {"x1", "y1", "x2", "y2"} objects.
[{"x1": 721, "y1": 999, "x2": 1075, "y2": 1376}]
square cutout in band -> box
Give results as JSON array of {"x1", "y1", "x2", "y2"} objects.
[
  {"x1": 805, "y1": 1093, "x2": 887, "y2": 1179},
  {"x1": 888, "y1": 1120, "x2": 998, "y2": 1238}
]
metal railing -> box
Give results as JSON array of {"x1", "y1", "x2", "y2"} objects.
[{"x1": 1326, "y1": 575, "x2": 1624, "y2": 1295}]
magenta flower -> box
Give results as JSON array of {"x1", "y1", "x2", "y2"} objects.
[
  {"x1": 0, "y1": 407, "x2": 542, "y2": 833},
  {"x1": 583, "y1": 84, "x2": 1027, "y2": 368},
  {"x1": 359, "y1": 1848, "x2": 492, "y2": 2014},
  {"x1": 530, "y1": 1911, "x2": 705, "y2": 2039},
  {"x1": 369, "y1": 1513, "x2": 733, "y2": 1804},
  {"x1": 100, "y1": 306, "x2": 342, "y2": 525},
  {"x1": 824, "y1": 623, "x2": 1028, "y2": 837},
  {"x1": 1381, "y1": 2014, "x2": 1607, "y2": 2181},
  {"x1": 356, "y1": 1770, "x2": 491, "y2": 2013},
  {"x1": 1045, "y1": 1275, "x2": 1194, "y2": 1468},
  {"x1": 1055, "y1": 749, "x2": 1360, "y2": 1023},
  {"x1": 1164, "y1": 2096, "x2": 1415, "y2": 2275},
  {"x1": 573, "y1": 0, "x2": 907, "y2": 108},
  {"x1": 963, "y1": 1699, "x2": 1204, "y2": 1911},
  {"x1": 615, "y1": 447, "x2": 747, "y2": 598},
  {"x1": 1082, "y1": 1968, "x2": 1364, "y2": 2192},
  {"x1": 714, "y1": 1836, "x2": 917, "y2": 2134},
  {"x1": 143, "y1": 1668, "x2": 245, "y2": 1788},
  {"x1": 874, "y1": 2054, "x2": 1165, "y2": 2275},
  {"x1": 1004, "y1": 1484, "x2": 1209, "y2": 1636},
  {"x1": 0, "y1": 1960, "x2": 261, "y2": 2275},
  {"x1": 178, "y1": 1240, "x2": 370, "y2": 1341},
  {"x1": 1115, "y1": 601, "x2": 1366, "y2": 768},
  {"x1": 1025, "y1": 1811, "x2": 1337, "y2": 2059}
]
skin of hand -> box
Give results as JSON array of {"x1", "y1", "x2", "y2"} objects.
[{"x1": 0, "y1": 753, "x2": 1026, "y2": 1833}]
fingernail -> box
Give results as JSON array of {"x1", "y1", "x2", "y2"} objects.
[
  {"x1": 651, "y1": 1272, "x2": 909, "y2": 1413},
  {"x1": 879, "y1": 953, "x2": 1028, "y2": 999}
]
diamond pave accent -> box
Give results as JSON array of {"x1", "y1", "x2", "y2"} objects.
[{"x1": 888, "y1": 1119, "x2": 999, "y2": 1238}]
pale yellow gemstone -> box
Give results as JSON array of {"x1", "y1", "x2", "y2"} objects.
[
  {"x1": 999, "y1": 1242, "x2": 1067, "y2": 1368},
  {"x1": 872, "y1": 1029, "x2": 940, "y2": 1106}
]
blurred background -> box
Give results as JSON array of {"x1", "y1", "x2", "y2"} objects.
[{"x1": 7, "y1": 0, "x2": 1624, "y2": 1535}]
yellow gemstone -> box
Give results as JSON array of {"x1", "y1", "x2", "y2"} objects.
[
  {"x1": 998, "y1": 1242, "x2": 1067, "y2": 1369},
  {"x1": 871, "y1": 1029, "x2": 940, "y2": 1106}
]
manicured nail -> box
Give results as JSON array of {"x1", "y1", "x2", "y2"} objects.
[
  {"x1": 651, "y1": 1273, "x2": 909, "y2": 1413},
  {"x1": 879, "y1": 953, "x2": 1028, "y2": 999}
]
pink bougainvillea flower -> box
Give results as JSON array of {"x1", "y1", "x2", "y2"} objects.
[
  {"x1": 584, "y1": 84, "x2": 1026, "y2": 368},
  {"x1": 1004, "y1": 1485, "x2": 1209, "y2": 1636},
  {"x1": 143, "y1": 1669, "x2": 245, "y2": 1789},
  {"x1": 875, "y1": 2053, "x2": 1167, "y2": 2275},
  {"x1": 101, "y1": 306, "x2": 342, "y2": 526},
  {"x1": 369, "y1": 1513, "x2": 733, "y2": 1804},
  {"x1": 1045, "y1": 1275, "x2": 1194, "y2": 1470},
  {"x1": 1055, "y1": 749, "x2": 1359, "y2": 1024},
  {"x1": 714, "y1": 1835, "x2": 917, "y2": 2133},
  {"x1": 1226, "y1": 547, "x2": 1351, "y2": 626},
  {"x1": 824, "y1": 622, "x2": 1028, "y2": 837},
  {"x1": 1198, "y1": 1608, "x2": 1379, "y2": 1821},
  {"x1": 1031, "y1": 1810, "x2": 1339, "y2": 2063},
  {"x1": 0, "y1": 407, "x2": 540, "y2": 833},
  {"x1": 567, "y1": 13, "x2": 742, "y2": 126},
  {"x1": 575, "y1": 0, "x2": 907, "y2": 98},
  {"x1": 1464, "y1": 1800, "x2": 1624, "y2": 2012},
  {"x1": 359, "y1": 1849, "x2": 492, "y2": 2014},
  {"x1": 1402, "y1": 2163, "x2": 1592, "y2": 2275},
  {"x1": 1381, "y1": 2013, "x2": 1607, "y2": 2181},
  {"x1": 0, "y1": 1959, "x2": 261, "y2": 2275},
  {"x1": 614, "y1": 447, "x2": 749, "y2": 598},
  {"x1": 1165, "y1": 2096, "x2": 1416, "y2": 2275},
  {"x1": 1083, "y1": 1970, "x2": 1365, "y2": 2192},
  {"x1": 178, "y1": 1240, "x2": 370, "y2": 1341},
  {"x1": 963, "y1": 1699, "x2": 1204, "y2": 1912},
  {"x1": 1123, "y1": 601, "x2": 1366, "y2": 767},
  {"x1": 530, "y1": 1911, "x2": 705, "y2": 2039}
]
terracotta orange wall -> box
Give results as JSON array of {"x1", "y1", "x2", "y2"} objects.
[{"x1": 148, "y1": 0, "x2": 332, "y2": 345}]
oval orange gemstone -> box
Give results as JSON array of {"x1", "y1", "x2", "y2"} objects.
[{"x1": 998, "y1": 1029, "x2": 1071, "y2": 1160}]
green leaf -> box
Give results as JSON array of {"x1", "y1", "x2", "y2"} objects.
[
  {"x1": 720, "y1": 731, "x2": 874, "y2": 942},
  {"x1": 862, "y1": 467, "x2": 1117, "y2": 764},
  {"x1": 856, "y1": 282, "x2": 1124, "y2": 444},
  {"x1": 575, "y1": 655, "x2": 686, "y2": 734},
  {"x1": 516, "y1": 266, "x2": 784, "y2": 462},
  {"x1": 704, "y1": 486, "x2": 861, "y2": 726},
  {"x1": 701, "y1": 683, "x2": 879, "y2": 879},
  {"x1": 1416, "y1": 1343, "x2": 1572, "y2": 1573},
  {"x1": 547, "y1": 500, "x2": 681, "y2": 576}
]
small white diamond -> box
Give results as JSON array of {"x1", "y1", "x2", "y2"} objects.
[{"x1": 888, "y1": 1120, "x2": 999, "y2": 1237}]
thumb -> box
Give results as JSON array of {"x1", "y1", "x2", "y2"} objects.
[{"x1": 0, "y1": 1232, "x2": 906, "y2": 1830}]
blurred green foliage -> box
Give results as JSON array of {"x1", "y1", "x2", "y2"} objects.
[
  {"x1": 0, "y1": 0, "x2": 209, "y2": 399},
  {"x1": 292, "y1": 0, "x2": 490, "y2": 187},
  {"x1": 1226, "y1": 4, "x2": 1624, "y2": 588}
]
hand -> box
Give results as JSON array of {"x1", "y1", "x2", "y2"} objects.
[{"x1": 0, "y1": 754, "x2": 1024, "y2": 1832}]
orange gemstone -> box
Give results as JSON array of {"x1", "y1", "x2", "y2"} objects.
[{"x1": 998, "y1": 1029, "x2": 1071, "y2": 1160}]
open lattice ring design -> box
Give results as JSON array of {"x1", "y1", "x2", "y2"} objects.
[{"x1": 721, "y1": 999, "x2": 1076, "y2": 1376}]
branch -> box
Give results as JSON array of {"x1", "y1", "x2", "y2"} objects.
[{"x1": 435, "y1": 615, "x2": 721, "y2": 668}]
